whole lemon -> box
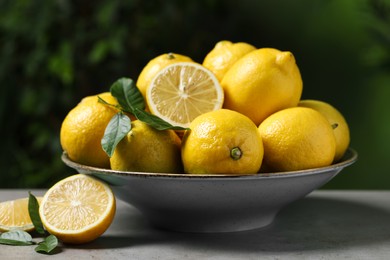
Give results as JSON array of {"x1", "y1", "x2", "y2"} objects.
[
  {"x1": 136, "y1": 53, "x2": 193, "y2": 102},
  {"x1": 181, "y1": 109, "x2": 264, "y2": 175},
  {"x1": 222, "y1": 48, "x2": 303, "y2": 126},
  {"x1": 299, "y1": 99, "x2": 350, "y2": 162},
  {"x1": 258, "y1": 107, "x2": 336, "y2": 172},
  {"x1": 60, "y1": 92, "x2": 118, "y2": 168},
  {"x1": 202, "y1": 40, "x2": 256, "y2": 82},
  {"x1": 110, "y1": 120, "x2": 182, "y2": 173}
]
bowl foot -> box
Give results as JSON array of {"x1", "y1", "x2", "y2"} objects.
[{"x1": 143, "y1": 209, "x2": 278, "y2": 233}]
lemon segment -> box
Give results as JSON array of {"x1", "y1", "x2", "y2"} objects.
[
  {"x1": 146, "y1": 62, "x2": 224, "y2": 128},
  {"x1": 0, "y1": 197, "x2": 42, "y2": 232},
  {"x1": 39, "y1": 174, "x2": 116, "y2": 244}
]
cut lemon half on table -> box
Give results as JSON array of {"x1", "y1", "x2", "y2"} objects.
[
  {"x1": 0, "y1": 197, "x2": 42, "y2": 232},
  {"x1": 146, "y1": 62, "x2": 224, "y2": 128},
  {"x1": 39, "y1": 174, "x2": 116, "y2": 244}
]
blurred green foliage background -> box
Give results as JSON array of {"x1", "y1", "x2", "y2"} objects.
[{"x1": 0, "y1": 0, "x2": 389, "y2": 189}]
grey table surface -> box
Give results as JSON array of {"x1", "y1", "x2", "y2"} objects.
[{"x1": 0, "y1": 189, "x2": 389, "y2": 260}]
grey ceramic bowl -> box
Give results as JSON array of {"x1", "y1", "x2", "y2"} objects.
[{"x1": 62, "y1": 148, "x2": 357, "y2": 233}]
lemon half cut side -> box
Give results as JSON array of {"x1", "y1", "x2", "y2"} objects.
[
  {"x1": 39, "y1": 174, "x2": 116, "y2": 244},
  {"x1": 146, "y1": 62, "x2": 224, "y2": 128},
  {"x1": 0, "y1": 197, "x2": 42, "y2": 232}
]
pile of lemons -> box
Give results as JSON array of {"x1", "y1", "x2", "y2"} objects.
[{"x1": 61, "y1": 40, "x2": 350, "y2": 175}]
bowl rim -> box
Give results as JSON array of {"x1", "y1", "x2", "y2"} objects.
[{"x1": 61, "y1": 148, "x2": 358, "y2": 180}]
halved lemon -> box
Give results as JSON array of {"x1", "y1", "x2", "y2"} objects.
[
  {"x1": 0, "y1": 197, "x2": 42, "y2": 232},
  {"x1": 146, "y1": 62, "x2": 224, "y2": 128},
  {"x1": 39, "y1": 174, "x2": 116, "y2": 244}
]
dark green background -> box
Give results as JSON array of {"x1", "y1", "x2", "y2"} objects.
[{"x1": 0, "y1": 0, "x2": 389, "y2": 189}]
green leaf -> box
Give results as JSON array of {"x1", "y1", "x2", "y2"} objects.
[
  {"x1": 133, "y1": 108, "x2": 188, "y2": 131},
  {"x1": 28, "y1": 192, "x2": 45, "y2": 235},
  {"x1": 101, "y1": 112, "x2": 131, "y2": 157},
  {"x1": 102, "y1": 77, "x2": 187, "y2": 135},
  {"x1": 0, "y1": 230, "x2": 34, "y2": 246},
  {"x1": 110, "y1": 77, "x2": 145, "y2": 113},
  {"x1": 0, "y1": 237, "x2": 33, "y2": 246},
  {"x1": 35, "y1": 235, "x2": 58, "y2": 254}
]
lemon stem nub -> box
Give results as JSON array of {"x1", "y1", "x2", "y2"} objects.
[
  {"x1": 331, "y1": 123, "x2": 339, "y2": 129},
  {"x1": 167, "y1": 52, "x2": 175, "y2": 59},
  {"x1": 230, "y1": 147, "x2": 242, "y2": 160}
]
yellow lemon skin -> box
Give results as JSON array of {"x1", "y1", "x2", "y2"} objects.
[
  {"x1": 258, "y1": 107, "x2": 336, "y2": 172},
  {"x1": 222, "y1": 48, "x2": 303, "y2": 126},
  {"x1": 60, "y1": 92, "x2": 118, "y2": 168},
  {"x1": 181, "y1": 109, "x2": 264, "y2": 175},
  {"x1": 299, "y1": 99, "x2": 350, "y2": 162},
  {"x1": 136, "y1": 53, "x2": 193, "y2": 102},
  {"x1": 202, "y1": 40, "x2": 256, "y2": 82},
  {"x1": 110, "y1": 120, "x2": 182, "y2": 173}
]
